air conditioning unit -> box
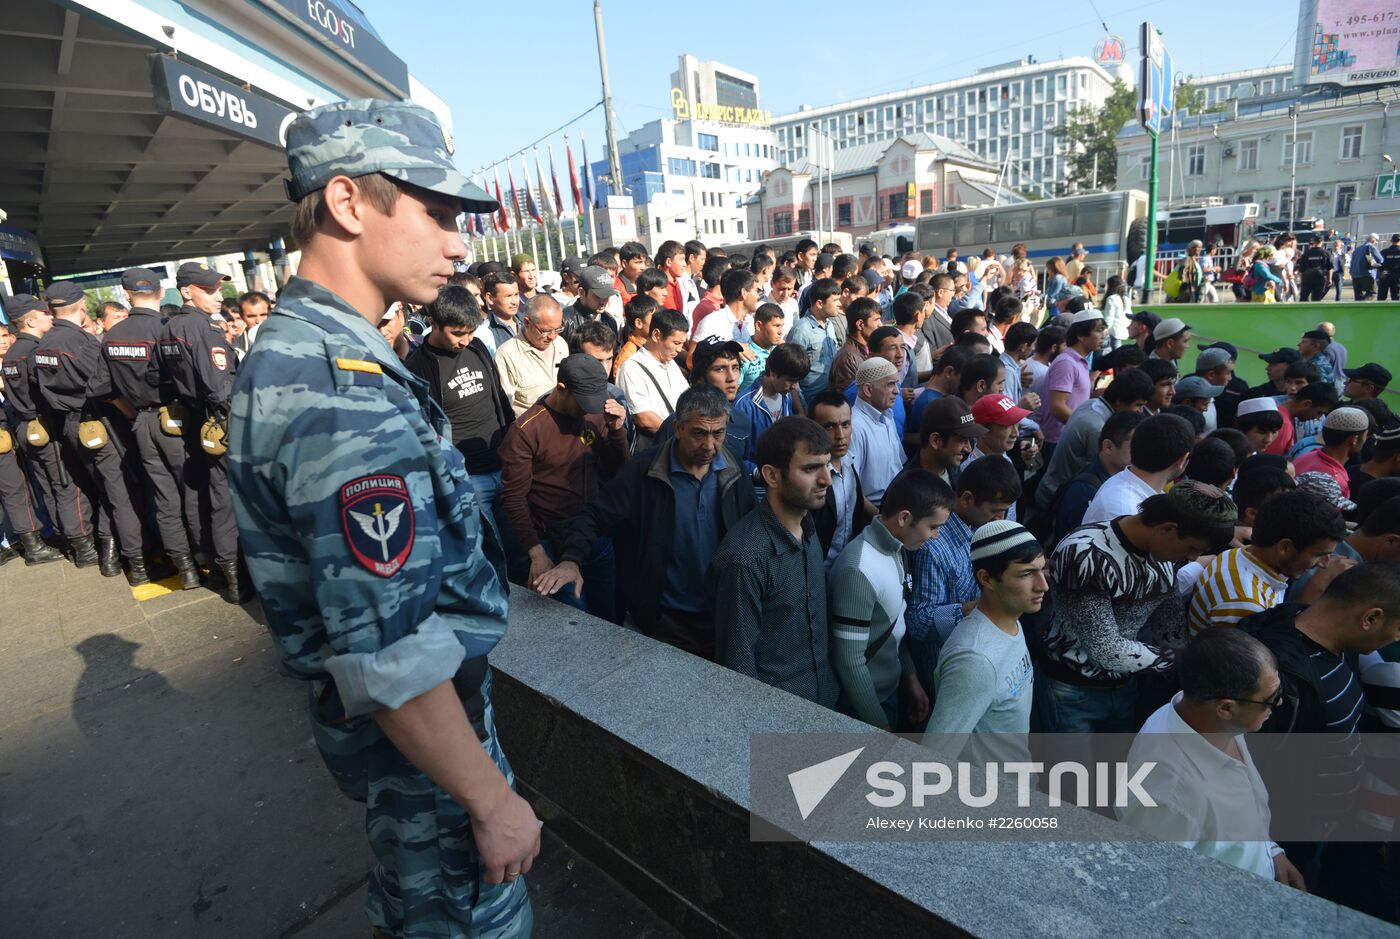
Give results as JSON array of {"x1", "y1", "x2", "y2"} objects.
[{"x1": 1222, "y1": 144, "x2": 1235, "y2": 158}]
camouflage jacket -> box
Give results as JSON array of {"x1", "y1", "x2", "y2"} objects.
[{"x1": 227, "y1": 276, "x2": 508, "y2": 720}]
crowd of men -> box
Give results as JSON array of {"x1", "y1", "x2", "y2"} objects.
[{"x1": 5, "y1": 224, "x2": 1400, "y2": 920}]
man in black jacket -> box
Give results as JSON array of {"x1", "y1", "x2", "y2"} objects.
[
  {"x1": 1242, "y1": 561, "x2": 1400, "y2": 900},
  {"x1": 536, "y1": 384, "x2": 755, "y2": 658},
  {"x1": 404, "y1": 286, "x2": 521, "y2": 583}
]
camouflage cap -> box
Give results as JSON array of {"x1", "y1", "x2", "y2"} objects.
[
  {"x1": 1166, "y1": 479, "x2": 1238, "y2": 528},
  {"x1": 284, "y1": 99, "x2": 498, "y2": 213}
]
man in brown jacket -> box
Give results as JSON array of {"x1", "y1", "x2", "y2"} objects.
[{"x1": 500, "y1": 353, "x2": 628, "y2": 621}]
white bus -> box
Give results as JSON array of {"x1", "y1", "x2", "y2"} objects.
[
  {"x1": 914, "y1": 190, "x2": 1151, "y2": 274},
  {"x1": 713, "y1": 229, "x2": 854, "y2": 258}
]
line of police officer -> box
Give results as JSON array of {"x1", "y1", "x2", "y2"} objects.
[{"x1": 0, "y1": 262, "x2": 249, "y2": 602}]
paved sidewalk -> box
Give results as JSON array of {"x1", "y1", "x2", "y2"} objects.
[{"x1": 0, "y1": 558, "x2": 676, "y2": 938}]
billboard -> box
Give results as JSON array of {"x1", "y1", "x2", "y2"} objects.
[{"x1": 1301, "y1": 0, "x2": 1400, "y2": 86}]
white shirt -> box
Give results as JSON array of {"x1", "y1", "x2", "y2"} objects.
[
  {"x1": 1117, "y1": 694, "x2": 1281, "y2": 880},
  {"x1": 848, "y1": 397, "x2": 903, "y2": 504},
  {"x1": 618, "y1": 348, "x2": 689, "y2": 419},
  {"x1": 1082, "y1": 467, "x2": 1160, "y2": 525},
  {"x1": 693, "y1": 306, "x2": 753, "y2": 344}
]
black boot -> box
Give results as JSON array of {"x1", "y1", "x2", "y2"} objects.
[
  {"x1": 98, "y1": 536, "x2": 121, "y2": 578},
  {"x1": 19, "y1": 531, "x2": 63, "y2": 566},
  {"x1": 170, "y1": 552, "x2": 201, "y2": 591},
  {"x1": 127, "y1": 555, "x2": 149, "y2": 586},
  {"x1": 218, "y1": 560, "x2": 251, "y2": 604},
  {"x1": 0, "y1": 544, "x2": 18, "y2": 567},
  {"x1": 69, "y1": 535, "x2": 100, "y2": 568}
]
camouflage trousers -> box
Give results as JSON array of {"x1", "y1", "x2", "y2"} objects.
[{"x1": 310, "y1": 670, "x2": 533, "y2": 939}]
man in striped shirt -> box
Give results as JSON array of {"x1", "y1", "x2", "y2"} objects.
[{"x1": 1188, "y1": 490, "x2": 1347, "y2": 634}]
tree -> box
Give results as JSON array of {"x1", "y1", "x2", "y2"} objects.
[
  {"x1": 1053, "y1": 79, "x2": 1136, "y2": 193},
  {"x1": 1174, "y1": 80, "x2": 1207, "y2": 116}
]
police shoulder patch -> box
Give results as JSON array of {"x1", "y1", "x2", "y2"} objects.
[{"x1": 340, "y1": 475, "x2": 414, "y2": 577}]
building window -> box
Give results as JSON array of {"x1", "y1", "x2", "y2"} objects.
[
  {"x1": 838, "y1": 201, "x2": 852, "y2": 226},
  {"x1": 1336, "y1": 184, "x2": 1357, "y2": 217},
  {"x1": 798, "y1": 208, "x2": 811, "y2": 229},
  {"x1": 889, "y1": 192, "x2": 908, "y2": 218},
  {"x1": 774, "y1": 211, "x2": 792, "y2": 235},
  {"x1": 1279, "y1": 188, "x2": 1306, "y2": 220},
  {"x1": 1260, "y1": 79, "x2": 1273, "y2": 94},
  {"x1": 919, "y1": 189, "x2": 933, "y2": 214},
  {"x1": 1340, "y1": 125, "x2": 1363, "y2": 160},
  {"x1": 736, "y1": 220, "x2": 744, "y2": 234},
  {"x1": 1238, "y1": 138, "x2": 1259, "y2": 172},
  {"x1": 701, "y1": 162, "x2": 721, "y2": 179},
  {"x1": 1186, "y1": 144, "x2": 1206, "y2": 177},
  {"x1": 668, "y1": 157, "x2": 695, "y2": 177},
  {"x1": 1033, "y1": 77, "x2": 1044, "y2": 100},
  {"x1": 1235, "y1": 193, "x2": 1254, "y2": 205},
  {"x1": 697, "y1": 132, "x2": 718, "y2": 151},
  {"x1": 1282, "y1": 131, "x2": 1313, "y2": 166},
  {"x1": 1139, "y1": 153, "x2": 1152, "y2": 181}
]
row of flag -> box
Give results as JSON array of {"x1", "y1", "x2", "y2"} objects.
[{"x1": 464, "y1": 137, "x2": 596, "y2": 237}]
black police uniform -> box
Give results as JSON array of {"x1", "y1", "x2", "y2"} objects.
[
  {"x1": 160, "y1": 301, "x2": 238, "y2": 572},
  {"x1": 1380, "y1": 242, "x2": 1400, "y2": 302},
  {"x1": 33, "y1": 318, "x2": 145, "y2": 568},
  {"x1": 0, "y1": 391, "x2": 42, "y2": 542},
  {"x1": 2, "y1": 329, "x2": 93, "y2": 550},
  {"x1": 1296, "y1": 244, "x2": 1331, "y2": 303},
  {"x1": 104, "y1": 303, "x2": 200, "y2": 583}
]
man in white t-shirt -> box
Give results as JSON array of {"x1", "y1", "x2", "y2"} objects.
[
  {"x1": 1083, "y1": 412, "x2": 1195, "y2": 525},
  {"x1": 1118, "y1": 627, "x2": 1305, "y2": 889},
  {"x1": 923, "y1": 521, "x2": 1044, "y2": 767},
  {"x1": 693, "y1": 268, "x2": 760, "y2": 347},
  {"x1": 617, "y1": 307, "x2": 691, "y2": 442}
]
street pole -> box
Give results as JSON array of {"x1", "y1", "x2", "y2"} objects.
[
  {"x1": 1144, "y1": 131, "x2": 1160, "y2": 296},
  {"x1": 593, "y1": 0, "x2": 624, "y2": 205},
  {"x1": 1288, "y1": 104, "x2": 1298, "y2": 224}
]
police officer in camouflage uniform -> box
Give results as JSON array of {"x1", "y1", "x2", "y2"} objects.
[
  {"x1": 33, "y1": 281, "x2": 146, "y2": 581},
  {"x1": 105, "y1": 267, "x2": 201, "y2": 589},
  {"x1": 1, "y1": 294, "x2": 97, "y2": 565},
  {"x1": 159, "y1": 261, "x2": 245, "y2": 601},
  {"x1": 227, "y1": 100, "x2": 537, "y2": 939}
]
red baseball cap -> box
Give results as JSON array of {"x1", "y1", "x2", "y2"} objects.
[{"x1": 970, "y1": 393, "x2": 1030, "y2": 427}]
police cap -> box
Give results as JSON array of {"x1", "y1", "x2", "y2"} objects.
[
  {"x1": 121, "y1": 267, "x2": 163, "y2": 292},
  {"x1": 176, "y1": 262, "x2": 230, "y2": 289},
  {"x1": 3, "y1": 293, "x2": 46, "y2": 317},
  {"x1": 284, "y1": 99, "x2": 498, "y2": 213},
  {"x1": 45, "y1": 281, "x2": 86, "y2": 307}
]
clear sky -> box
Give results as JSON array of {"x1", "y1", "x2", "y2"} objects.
[{"x1": 358, "y1": 0, "x2": 1301, "y2": 184}]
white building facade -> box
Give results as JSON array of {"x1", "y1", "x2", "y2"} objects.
[
  {"x1": 590, "y1": 55, "x2": 779, "y2": 250},
  {"x1": 770, "y1": 57, "x2": 1118, "y2": 199},
  {"x1": 1114, "y1": 84, "x2": 1400, "y2": 234}
]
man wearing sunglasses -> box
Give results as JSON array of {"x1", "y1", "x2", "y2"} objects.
[
  {"x1": 1118, "y1": 627, "x2": 1304, "y2": 889},
  {"x1": 1242, "y1": 561, "x2": 1400, "y2": 908}
]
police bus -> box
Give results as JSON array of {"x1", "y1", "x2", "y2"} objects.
[
  {"x1": 914, "y1": 190, "x2": 1150, "y2": 276},
  {"x1": 714, "y1": 229, "x2": 854, "y2": 259},
  {"x1": 914, "y1": 190, "x2": 1258, "y2": 280}
]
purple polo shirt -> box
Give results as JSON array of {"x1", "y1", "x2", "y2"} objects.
[{"x1": 1037, "y1": 347, "x2": 1090, "y2": 443}]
